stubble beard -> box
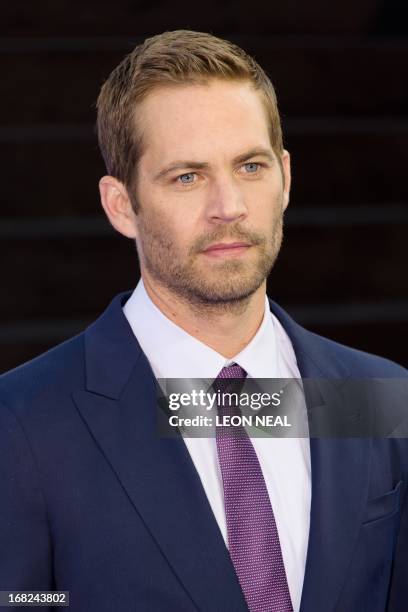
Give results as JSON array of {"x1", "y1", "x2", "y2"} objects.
[{"x1": 136, "y1": 204, "x2": 284, "y2": 314}]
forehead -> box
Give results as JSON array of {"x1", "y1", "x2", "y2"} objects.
[{"x1": 136, "y1": 80, "x2": 271, "y2": 164}]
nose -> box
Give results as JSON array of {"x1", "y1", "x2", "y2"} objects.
[{"x1": 205, "y1": 175, "x2": 248, "y2": 224}]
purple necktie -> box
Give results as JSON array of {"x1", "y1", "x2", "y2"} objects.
[{"x1": 215, "y1": 364, "x2": 293, "y2": 612}]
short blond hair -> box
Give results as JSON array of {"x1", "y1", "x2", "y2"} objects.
[{"x1": 96, "y1": 30, "x2": 283, "y2": 205}]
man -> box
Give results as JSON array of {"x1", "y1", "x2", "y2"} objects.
[{"x1": 0, "y1": 30, "x2": 407, "y2": 612}]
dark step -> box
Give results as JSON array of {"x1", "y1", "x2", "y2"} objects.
[
  {"x1": 2, "y1": 2, "x2": 398, "y2": 37},
  {"x1": 0, "y1": 234, "x2": 137, "y2": 320},
  {"x1": 1, "y1": 126, "x2": 408, "y2": 216},
  {"x1": 304, "y1": 320, "x2": 408, "y2": 367},
  {"x1": 274, "y1": 224, "x2": 406, "y2": 304},
  {"x1": 0, "y1": 223, "x2": 405, "y2": 320},
  {"x1": 2, "y1": 39, "x2": 408, "y2": 124},
  {"x1": 287, "y1": 125, "x2": 408, "y2": 205}
]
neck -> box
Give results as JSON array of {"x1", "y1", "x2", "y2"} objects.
[{"x1": 141, "y1": 274, "x2": 266, "y2": 359}]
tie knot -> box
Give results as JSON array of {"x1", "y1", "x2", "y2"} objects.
[
  {"x1": 213, "y1": 363, "x2": 247, "y2": 401},
  {"x1": 217, "y1": 363, "x2": 247, "y2": 380}
]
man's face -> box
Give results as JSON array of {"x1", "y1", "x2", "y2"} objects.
[{"x1": 131, "y1": 79, "x2": 290, "y2": 306}]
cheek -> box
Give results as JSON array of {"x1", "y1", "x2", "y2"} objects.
[
  {"x1": 245, "y1": 180, "x2": 283, "y2": 218},
  {"x1": 156, "y1": 193, "x2": 202, "y2": 237},
  {"x1": 139, "y1": 206, "x2": 194, "y2": 253}
]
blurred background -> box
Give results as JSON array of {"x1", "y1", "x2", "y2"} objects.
[{"x1": 1, "y1": 0, "x2": 407, "y2": 372}]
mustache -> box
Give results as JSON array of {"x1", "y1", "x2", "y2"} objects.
[{"x1": 191, "y1": 225, "x2": 265, "y2": 254}]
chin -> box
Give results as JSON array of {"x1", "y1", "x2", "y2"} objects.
[{"x1": 186, "y1": 275, "x2": 265, "y2": 305}]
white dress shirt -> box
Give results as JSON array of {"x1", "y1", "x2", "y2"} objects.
[{"x1": 123, "y1": 279, "x2": 311, "y2": 612}]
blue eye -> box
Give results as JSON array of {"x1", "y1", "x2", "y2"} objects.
[
  {"x1": 178, "y1": 172, "x2": 196, "y2": 184},
  {"x1": 244, "y1": 162, "x2": 260, "y2": 173}
]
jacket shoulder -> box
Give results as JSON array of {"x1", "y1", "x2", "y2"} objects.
[
  {"x1": 269, "y1": 298, "x2": 407, "y2": 378},
  {"x1": 0, "y1": 333, "x2": 86, "y2": 410}
]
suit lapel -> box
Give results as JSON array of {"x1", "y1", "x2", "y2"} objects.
[
  {"x1": 73, "y1": 293, "x2": 248, "y2": 612},
  {"x1": 269, "y1": 300, "x2": 372, "y2": 612}
]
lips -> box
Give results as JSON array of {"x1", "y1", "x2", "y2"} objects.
[
  {"x1": 201, "y1": 242, "x2": 252, "y2": 258},
  {"x1": 203, "y1": 242, "x2": 251, "y2": 252}
]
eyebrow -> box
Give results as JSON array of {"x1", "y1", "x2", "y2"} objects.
[{"x1": 153, "y1": 146, "x2": 275, "y2": 181}]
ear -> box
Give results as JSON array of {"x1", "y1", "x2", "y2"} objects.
[
  {"x1": 281, "y1": 149, "x2": 291, "y2": 211},
  {"x1": 99, "y1": 175, "x2": 138, "y2": 239}
]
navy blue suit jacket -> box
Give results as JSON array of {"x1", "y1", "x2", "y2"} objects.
[{"x1": 1, "y1": 292, "x2": 407, "y2": 611}]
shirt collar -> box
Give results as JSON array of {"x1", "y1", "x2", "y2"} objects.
[{"x1": 123, "y1": 279, "x2": 282, "y2": 380}]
